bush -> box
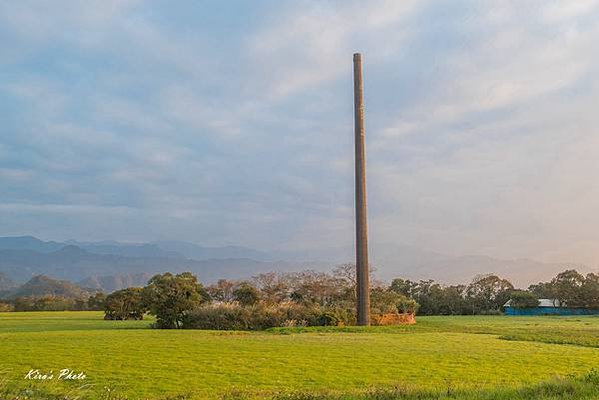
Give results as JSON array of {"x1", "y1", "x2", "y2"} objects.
[
  {"x1": 183, "y1": 303, "x2": 252, "y2": 330},
  {"x1": 182, "y1": 302, "x2": 349, "y2": 330},
  {"x1": 371, "y1": 288, "x2": 420, "y2": 315},
  {"x1": 396, "y1": 295, "x2": 419, "y2": 314},
  {"x1": 322, "y1": 306, "x2": 356, "y2": 326},
  {"x1": 316, "y1": 312, "x2": 340, "y2": 326}
]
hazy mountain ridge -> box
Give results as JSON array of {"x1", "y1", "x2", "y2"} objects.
[
  {"x1": 0, "y1": 236, "x2": 270, "y2": 261},
  {"x1": 0, "y1": 236, "x2": 594, "y2": 289},
  {"x1": 66, "y1": 240, "x2": 184, "y2": 259},
  {"x1": 0, "y1": 238, "x2": 327, "y2": 289},
  {"x1": 0, "y1": 272, "x2": 16, "y2": 291},
  {"x1": 0, "y1": 236, "x2": 64, "y2": 253},
  {"x1": 155, "y1": 241, "x2": 273, "y2": 262},
  {"x1": 78, "y1": 273, "x2": 153, "y2": 293}
]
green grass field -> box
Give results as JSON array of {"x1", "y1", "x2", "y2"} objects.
[{"x1": 1, "y1": 312, "x2": 599, "y2": 399}]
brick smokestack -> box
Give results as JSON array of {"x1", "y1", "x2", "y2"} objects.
[{"x1": 353, "y1": 53, "x2": 370, "y2": 326}]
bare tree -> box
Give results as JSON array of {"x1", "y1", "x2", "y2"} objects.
[{"x1": 252, "y1": 272, "x2": 289, "y2": 304}]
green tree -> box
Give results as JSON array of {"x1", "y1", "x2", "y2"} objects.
[
  {"x1": 466, "y1": 274, "x2": 514, "y2": 314},
  {"x1": 389, "y1": 278, "x2": 418, "y2": 298},
  {"x1": 402, "y1": 280, "x2": 445, "y2": 315},
  {"x1": 389, "y1": 279, "x2": 468, "y2": 315},
  {"x1": 508, "y1": 290, "x2": 539, "y2": 309},
  {"x1": 439, "y1": 285, "x2": 469, "y2": 315},
  {"x1": 142, "y1": 272, "x2": 207, "y2": 329},
  {"x1": 528, "y1": 281, "x2": 556, "y2": 299},
  {"x1": 551, "y1": 269, "x2": 585, "y2": 307},
  {"x1": 232, "y1": 282, "x2": 261, "y2": 306},
  {"x1": 104, "y1": 287, "x2": 145, "y2": 320},
  {"x1": 581, "y1": 273, "x2": 599, "y2": 309},
  {"x1": 88, "y1": 292, "x2": 106, "y2": 311}
]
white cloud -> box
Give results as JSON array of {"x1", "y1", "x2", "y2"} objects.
[
  {"x1": 0, "y1": 0, "x2": 140, "y2": 50},
  {"x1": 541, "y1": 0, "x2": 599, "y2": 22},
  {"x1": 247, "y1": 0, "x2": 419, "y2": 99},
  {"x1": 363, "y1": 2, "x2": 599, "y2": 264},
  {"x1": 2, "y1": 1, "x2": 599, "y2": 263}
]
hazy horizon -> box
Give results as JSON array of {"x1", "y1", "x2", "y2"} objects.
[{"x1": 2, "y1": 1, "x2": 599, "y2": 266}]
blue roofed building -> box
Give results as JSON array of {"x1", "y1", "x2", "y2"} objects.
[{"x1": 504, "y1": 298, "x2": 599, "y2": 316}]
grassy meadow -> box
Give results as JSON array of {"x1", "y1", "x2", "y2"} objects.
[{"x1": 1, "y1": 312, "x2": 599, "y2": 399}]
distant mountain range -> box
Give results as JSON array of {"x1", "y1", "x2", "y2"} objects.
[
  {"x1": 0, "y1": 271, "x2": 15, "y2": 291},
  {"x1": 0, "y1": 236, "x2": 595, "y2": 292},
  {"x1": 78, "y1": 273, "x2": 153, "y2": 293},
  {"x1": 0, "y1": 237, "x2": 327, "y2": 292},
  {"x1": 0, "y1": 236, "x2": 271, "y2": 260}
]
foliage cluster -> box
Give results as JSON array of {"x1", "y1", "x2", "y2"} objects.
[
  {"x1": 528, "y1": 269, "x2": 599, "y2": 308},
  {"x1": 142, "y1": 272, "x2": 210, "y2": 328},
  {"x1": 102, "y1": 266, "x2": 599, "y2": 327},
  {"x1": 103, "y1": 288, "x2": 144, "y2": 320},
  {"x1": 0, "y1": 275, "x2": 106, "y2": 312},
  {"x1": 391, "y1": 269, "x2": 599, "y2": 315},
  {"x1": 103, "y1": 266, "x2": 419, "y2": 329},
  {"x1": 390, "y1": 274, "x2": 514, "y2": 315},
  {"x1": 508, "y1": 290, "x2": 539, "y2": 308},
  {"x1": 8, "y1": 294, "x2": 103, "y2": 312},
  {"x1": 182, "y1": 302, "x2": 349, "y2": 330},
  {"x1": 103, "y1": 272, "x2": 209, "y2": 327}
]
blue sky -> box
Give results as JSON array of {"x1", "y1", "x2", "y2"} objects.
[{"x1": 1, "y1": 1, "x2": 599, "y2": 264}]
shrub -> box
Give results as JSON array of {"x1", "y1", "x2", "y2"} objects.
[
  {"x1": 182, "y1": 302, "x2": 347, "y2": 330},
  {"x1": 396, "y1": 295, "x2": 419, "y2": 314},
  {"x1": 183, "y1": 303, "x2": 252, "y2": 330},
  {"x1": 371, "y1": 288, "x2": 420, "y2": 315},
  {"x1": 316, "y1": 312, "x2": 340, "y2": 326},
  {"x1": 322, "y1": 306, "x2": 356, "y2": 326},
  {"x1": 370, "y1": 287, "x2": 402, "y2": 314}
]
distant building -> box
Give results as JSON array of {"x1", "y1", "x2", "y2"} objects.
[{"x1": 504, "y1": 298, "x2": 599, "y2": 316}]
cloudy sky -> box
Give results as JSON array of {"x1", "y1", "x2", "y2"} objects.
[{"x1": 1, "y1": 1, "x2": 599, "y2": 264}]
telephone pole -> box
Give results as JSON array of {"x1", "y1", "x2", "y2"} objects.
[{"x1": 353, "y1": 53, "x2": 370, "y2": 326}]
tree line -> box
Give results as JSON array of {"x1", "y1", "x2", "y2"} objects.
[
  {"x1": 2, "y1": 267, "x2": 597, "y2": 321},
  {"x1": 103, "y1": 266, "x2": 418, "y2": 329},
  {"x1": 391, "y1": 269, "x2": 599, "y2": 315},
  {"x1": 101, "y1": 267, "x2": 599, "y2": 329},
  {"x1": 0, "y1": 292, "x2": 106, "y2": 312}
]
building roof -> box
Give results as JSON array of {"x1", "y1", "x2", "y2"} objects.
[
  {"x1": 503, "y1": 298, "x2": 562, "y2": 308},
  {"x1": 537, "y1": 299, "x2": 562, "y2": 307}
]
